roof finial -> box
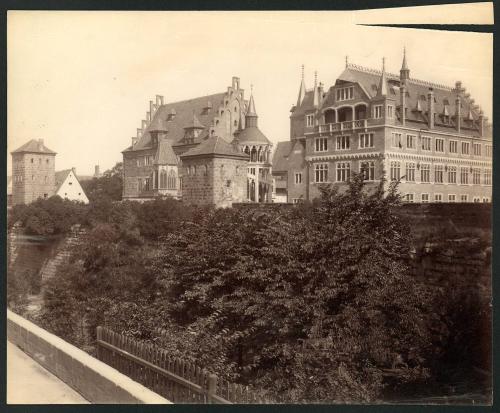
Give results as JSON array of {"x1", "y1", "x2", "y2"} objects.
[
  {"x1": 382, "y1": 57, "x2": 386, "y2": 72},
  {"x1": 345, "y1": 55, "x2": 349, "y2": 68},
  {"x1": 314, "y1": 70, "x2": 318, "y2": 85},
  {"x1": 301, "y1": 64, "x2": 304, "y2": 80}
]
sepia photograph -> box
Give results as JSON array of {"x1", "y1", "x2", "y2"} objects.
[{"x1": 5, "y1": 2, "x2": 495, "y2": 407}]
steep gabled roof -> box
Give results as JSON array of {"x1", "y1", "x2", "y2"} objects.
[
  {"x1": 180, "y1": 135, "x2": 248, "y2": 159},
  {"x1": 290, "y1": 89, "x2": 315, "y2": 117},
  {"x1": 55, "y1": 169, "x2": 73, "y2": 192},
  {"x1": 154, "y1": 139, "x2": 178, "y2": 165},
  {"x1": 123, "y1": 92, "x2": 226, "y2": 152},
  {"x1": 272, "y1": 141, "x2": 293, "y2": 172},
  {"x1": 11, "y1": 139, "x2": 56, "y2": 155}
]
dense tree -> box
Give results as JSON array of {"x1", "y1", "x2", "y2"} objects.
[{"x1": 81, "y1": 162, "x2": 123, "y2": 202}]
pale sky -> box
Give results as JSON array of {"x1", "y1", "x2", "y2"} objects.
[{"x1": 7, "y1": 4, "x2": 493, "y2": 176}]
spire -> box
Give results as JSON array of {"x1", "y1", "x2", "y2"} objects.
[
  {"x1": 313, "y1": 70, "x2": 319, "y2": 107},
  {"x1": 377, "y1": 57, "x2": 388, "y2": 97},
  {"x1": 247, "y1": 85, "x2": 257, "y2": 116},
  {"x1": 296, "y1": 65, "x2": 306, "y2": 107},
  {"x1": 400, "y1": 47, "x2": 410, "y2": 85},
  {"x1": 345, "y1": 55, "x2": 349, "y2": 68},
  {"x1": 246, "y1": 85, "x2": 258, "y2": 128}
]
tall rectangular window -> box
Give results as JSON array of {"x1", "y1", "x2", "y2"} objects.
[
  {"x1": 387, "y1": 105, "x2": 394, "y2": 118},
  {"x1": 315, "y1": 163, "x2": 328, "y2": 183},
  {"x1": 405, "y1": 162, "x2": 415, "y2": 182},
  {"x1": 360, "y1": 161, "x2": 375, "y2": 181},
  {"x1": 434, "y1": 165, "x2": 444, "y2": 183},
  {"x1": 295, "y1": 173, "x2": 302, "y2": 184},
  {"x1": 473, "y1": 143, "x2": 482, "y2": 156},
  {"x1": 336, "y1": 162, "x2": 351, "y2": 182},
  {"x1": 421, "y1": 193, "x2": 429, "y2": 203},
  {"x1": 486, "y1": 145, "x2": 492, "y2": 157},
  {"x1": 404, "y1": 193, "x2": 414, "y2": 203},
  {"x1": 420, "y1": 164, "x2": 430, "y2": 183},
  {"x1": 391, "y1": 133, "x2": 402, "y2": 148},
  {"x1": 306, "y1": 114, "x2": 314, "y2": 127},
  {"x1": 315, "y1": 137, "x2": 328, "y2": 152},
  {"x1": 434, "y1": 194, "x2": 443, "y2": 203},
  {"x1": 484, "y1": 169, "x2": 492, "y2": 185},
  {"x1": 390, "y1": 161, "x2": 401, "y2": 181},
  {"x1": 472, "y1": 168, "x2": 481, "y2": 185},
  {"x1": 448, "y1": 194, "x2": 456, "y2": 203},
  {"x1": 448, "y1": 166, "x2": 457, "y2": 184},
  {"x1": 461, "y1": 194, "x2": 468, "y2": 202},
  {"x1": 422, "y1": 136, "x2": 432, "y2": 151},
  {"x1": 461, "y1": 142, "x2": 470, "y2": 155},
  {"x1": 460, "y1": 167, "x2": 469, "y2": 184},
  {"x1": 435, "y1": 138, "x2": 444, "y2": 153},
  {"x1": 449, "y1": 140, "x2": 458, "y2": 153},
  {"x1": 336, "y1": 86, "x2": 354, "y2": 101},
  {"x1": 406, "y1": 134, "x2": 416, "y2": 149},
  {"x1": 359, "y1": 133, "x2": 374, "y2": 148},
  {"x1": 336, "y1": 135, "x2": 350, "y2": 150},
  {"x1": 374, "y1": 105, "x2": 383, "y2": 119}
]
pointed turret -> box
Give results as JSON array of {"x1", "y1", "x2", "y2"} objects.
[
  {"x1": 246, "y1": 86, "x2": 258, "y2": 128},
  {"x1": 377, "y1": 57, "x2": 388, "y2": 97},
  {"x1": 400, "y1": 47, "x2": 410, "y2": 86},
  {"x1": 313, "y1": 71, "x2": 319, "y2": 107},
  {"x1": 296, "y1": 65, "x2": 306, "y2": 107}
]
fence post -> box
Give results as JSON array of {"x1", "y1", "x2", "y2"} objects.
[
  {"x1": 96, "y1": 326, "x2": 102, "y2": 361},
  {"x1": 207, "y1": 374, "x2": 217, "y2": 404}
]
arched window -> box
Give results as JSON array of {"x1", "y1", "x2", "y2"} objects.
[
  {"x1": 167, "y1": 170, "x2": 176, "y2": 189},
  {"x1": 160, "y1": 170, "x2": 167, "y2": 188}
]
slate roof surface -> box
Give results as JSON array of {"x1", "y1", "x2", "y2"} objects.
[
  {"x1": 123, "y1": 92, "x2": 226, "y2": 152},
  {"x1": 154, "y1": 139, "x2": 179, "y2": 165},
  {"x1": 180, "y1": 135, "x2": 248, "y2": 159},
  {"x1": 272, "y1": 141, "x2": 293, "y2": 172},
  {"x1": 11, "y1": 139, "x2": 56, "y2": 154},
  {"x1": 291, "y1": 63, "x2": 491, "y2": 138},
  {"x1": 234, "y1": 126, "x2": 272, "y2": 145}
]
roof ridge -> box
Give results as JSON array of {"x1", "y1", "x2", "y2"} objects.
[
  {"x1": 157, "y1": 91, "x2": 225, "y2": 108},
  {"x1": 346, "y1": 62, "x2": 453, "y2": 91}
]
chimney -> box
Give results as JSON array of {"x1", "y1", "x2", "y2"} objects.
[
  {"x1": 94, "y1": 165, "x2": 100, "y2": 178},
  {"x1": 137, "y1": 128, "x2": 143, "y2": 138},
  {"x1": 156, "y1": 95, "x2": 164, "y2": 106},
  {"x1": 142, "y1": 120, "x2": 148, "y2": 129},
  {"x1": 232, "y1": 76, "x2": 240, "y2": 90},
  {"x1": 427, "y1": 88, "x2": 434, "y2": 129},
  {"x1": 37, "y1": 138, "x2": 44, "y2": 151},
  {"x1": 150, "y1": 100, "x2": 155, "y2": 116},
  {"x1": 478, "y1": 110, "x2": 485, "y2": 136},
  {"x1": 132, "y1": 136, "x2": 138, "y2": 147},
  {"x1": 146, "y1": 111, "x2": 151, "y2": 121},
  {"x1": 400, "y1": 84, "x2": 406, "y2": 126},
  {"x1": 455, "y1": 96, "x2": 461, "y2": 133}
]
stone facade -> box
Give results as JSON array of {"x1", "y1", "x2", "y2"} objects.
[
  {"x1": 122, "y1": 77, "x2": 273, "y2": 207},
  {"x1": 273, "y1": 52, "x2": 492, "y2": 203},
  {"x1": 181, "y1": 156, "x2": 248, "y2": 207},
  {"x1": 11, "y1": 139, "x2": 56, "y2": 205}
]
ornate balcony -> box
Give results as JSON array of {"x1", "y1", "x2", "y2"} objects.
[{"x1": 317, "y1": 119, "x2": 368, "y2": 133}]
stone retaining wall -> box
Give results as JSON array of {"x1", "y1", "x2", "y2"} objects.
[{"x1": 7, "y1": 310, "x2": 171, "y2": 404}]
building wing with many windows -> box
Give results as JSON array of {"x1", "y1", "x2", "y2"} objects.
[{"x1": 273, "y1": 50, "x2": 492, "y2": 203}]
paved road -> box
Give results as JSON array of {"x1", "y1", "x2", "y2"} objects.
[{"x1": 7, "y1": 341, "x2": 89, "y2": 404}]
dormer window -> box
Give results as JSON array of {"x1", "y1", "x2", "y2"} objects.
[{"x1": 336, "y1": 86, "x2": 354, "y2": 101}]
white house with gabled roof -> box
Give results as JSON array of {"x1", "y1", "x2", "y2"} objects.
[{"x1": 55, "y1": 168, "x2": 89, "y2": 204}]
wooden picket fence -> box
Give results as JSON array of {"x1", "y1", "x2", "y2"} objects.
[{"x1": 96, "y1": 326, "x2": 271, "y2": 404}]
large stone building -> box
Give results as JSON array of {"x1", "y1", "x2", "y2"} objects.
[
  {"x1": 122, "y1": 77, "x2": 273, "y2": 207},
  {"x1": 273, "y1": 51, "x2": 493, "y2": 203},
  {"x1": 11, "y1": 139, "x2": 57, "y2": 205}
]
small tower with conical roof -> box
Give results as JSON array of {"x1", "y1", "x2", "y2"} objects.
[
  {"x1": 296, "y1": 65, "x2": 306, "y2": 107},
  {"x1": 372, "y1": 57, "x2": 396, "y2": 126},
  {"x1": 400, "y1": 47, "x2": 410, "y2": 86}
]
